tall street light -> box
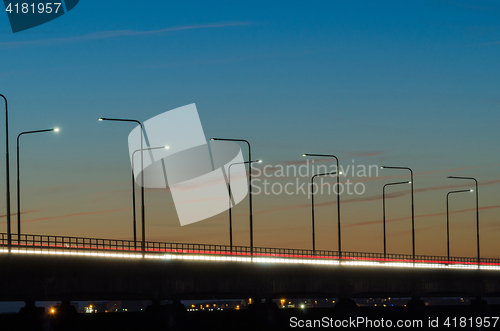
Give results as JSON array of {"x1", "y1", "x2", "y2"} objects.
[
  {"x1": 0, "y1": 94, "x2": 11, "y2": 251},
  {"x1": 382, "y1": 181, "x2": 411, "y2": 259},
  {"x1": 227, "y1": 159, "x2": 261, "y2": 250},
  {"x1": 98, "y1": 117, "x2": 146, "y2": 256},
  {"x1": 17, "y1": 128, "x2": 60, "y2": 238},
  {"x1": 303, "y1": 154, "x2": 342, "y2": 260},
  {"x1": 448, "y1": 176, "x2": 480, "y2": 268},
  {"x1": 131, "y1": 145, "x2": 169, "y2": 250},
  {"x1": 311, "y1": 171, "x2": 336, "y2": 252},
  {"x1": 446, "y1": 189, "x2": 474, "y2": 262},
  {"x1": 380, "y1": 166, "x2": 415, "y2": 263},
  {"x1": 210, "y1": 138, "x2": 253, "y2": 257}
]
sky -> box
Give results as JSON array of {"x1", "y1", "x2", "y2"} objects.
[{"x1": 0, "y1": 0, "x2": 499, "y2": 259}]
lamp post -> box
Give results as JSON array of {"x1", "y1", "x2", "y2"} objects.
[
  {"x1": 227, "y1": 159, "x2": 261, "y2": 250},
  {"x1": 446, "y1": 189, "x2": 474, "y2": 262},
  {"x1": 17, "y1": 128, "x2": 59, "y2": 238},
  {"x1": 303, "y1": 154, "x2": 342, "y2": 260},
  {"x1": 130, "y1": 145, "x2": 169, "y2": 250},
  {"x1": 311, "y1": 171, "x2": 336, "y2": 252},
  {"x1": 1, "y1": 94, "x2": 11, "y2": 251},
  {"x1": 98, "y1": 117, "x2": 146, "y2": 255},
  {"x1": 380, "y1": 166, "x2": 415, "y2": 262},
  {"x1": 448, "y1": 176, "x2": 480, "y2": 268},
  {"x1": 210, "y1": 138, "x2": 253, "y2": 257},
  {"x1": 382, "y1": 181, "x2": 411, "y2": 259}
]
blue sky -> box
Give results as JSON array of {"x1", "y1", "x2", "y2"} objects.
[{"x1": 0, "y1": 1, "x2": 499, "y2": 258}]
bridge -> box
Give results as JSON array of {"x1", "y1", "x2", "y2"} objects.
[{"x1": 1, "y1": 232, "x2": 500, "y2": 303}]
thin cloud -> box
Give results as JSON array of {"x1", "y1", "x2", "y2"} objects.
[
  {"x1": 345, "y1": 151, "x2": 385, "y2": 157},
  {"x1": 0, "y1": 209, "x2": 42, "y2": 219},
  {"x1": 0, "y1": 22, "x2": 252, "y2": 49},
  {"x1": 247, "y1": 178, "x2": 500, "y2": 217},
  {"x1": 415, "y1": 165, "x2": 497, "y2": 176},
  {"x1": 0, "y1": 206, "x2": 132, "y2": 225},
  {"x1": 345, "y1": 205, "x2": 500, "y2": 228},
  {"x1": 277, "y1": 158, "x2": 337, "y2": 166},
  {"x1": 342, "y1": 164, "x2": 500, "y2": 183},
  {"x1": 313, "y1": 179, "x2": 500, "y2": 208}
]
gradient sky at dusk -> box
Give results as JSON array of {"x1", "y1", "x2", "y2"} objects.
[{"x1": 0, "y1": 1, "x2": 499, "y2": 258}]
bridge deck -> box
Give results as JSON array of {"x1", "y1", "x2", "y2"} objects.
[
  {"x1": 1, "y1": 232, "x2": 498, "y2": 270},
  {"x1": 1, "y1": 232, "x2": 500, "y2": 301}
]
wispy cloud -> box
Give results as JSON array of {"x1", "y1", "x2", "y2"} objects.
[
  {"x1": 0, "y1": 22, "x2": 252, "y2": 49},
  {"x1": 0, "y1": 209, "x2": 42, "y2": 219},
  {"x1": 347, "y1": 164, "x2": 499, "y2": 183},
  {"x1": 345, "y1": 205, "x2": 500, "y2": 228},
  {"x1": 313, "y1": 179, "x2": 500, "y2": 208},
  {"x1": 277, "y1": 158, "x2": 335, "y2": 166},
  {"x1": 246, "y1": 178, "x2": 500, "y2": 217},
  {"x1": 0, "y1": 207, "x2": 132, "y2": 225},
  {"x1": 415, "y1": 165, "x2": 497, "y2": 176},
  {"x1": 345, "y1": 151, "x2": 385, "y2": 157}
]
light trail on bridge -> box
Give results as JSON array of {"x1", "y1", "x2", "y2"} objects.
[{"x1": 1, "y1": 232, "x2": 499, "y2": 271}]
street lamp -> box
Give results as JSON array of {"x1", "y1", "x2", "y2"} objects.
[
  {"x1": 98, "y1": 117, "x2": 146, "y2": 255},
  {"x1": 130, "y1": 145, "x2": 169, "y2": 250},
  {"x1": 446, "y1": 189, "x2": 474, "y2": 262},
  {"x1": 210, "y1": 138, "x2": 254, "y2": 257},
  {"x1": 448, "y1": 176, "x2": 480, "y2": 268},
  {"x1": 311, "y1": 171, "x2": 337, "y2": 252},
  {"x1": 303, "y1": 154, "x2": 342, "y2": 260},
  {"x1": 380, "y1": 166, "x2": 415, "y2": 262},
  {"x1": 17, "y1": 128, "x2": 60, "y2": 238},
  {"x1": 1, "y1": 94, "x2": 11, "y2": 251},
  {"x1": 227, "y1": 159, "x2": 261, "y2": 250},
  {"x1": 382, "y1": 181, "x2": 411, "y2": 259}
]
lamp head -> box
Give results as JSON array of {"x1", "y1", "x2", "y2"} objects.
[
  {"x1": 98, "y1": 118, "x2": 103, "y2": 121},
  {"x1": 257, "y1": 159, "x2": 262, "y2": 163},
  {"x1": 408, "y1": 181, "x2": 411, "y2": 184},
  {"x1": 53, "y1": 128, "x2": 60, "y2": 132},
  {"x1": 470, "y1": 189, "x2": 474, "y2": 192},
  {"x1": 164, "y1": 146, "x2": 169, "y2": 149},
  {"x1": 302, "y1": 154, "x2": 307, "y2": 157}
]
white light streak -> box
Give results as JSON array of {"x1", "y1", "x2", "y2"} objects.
[{"x1": 0, "y1": 247, "x2": 499, "y2": 271}]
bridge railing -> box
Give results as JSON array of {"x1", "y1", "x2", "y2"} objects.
[
  {"x1": 5, "y1": 233, "x2": 138, "y2": 252},
  {"x1": 342, "y1": 252, "x2": 485, "y2": 266},
  {"x1": 0, "y1": 232, "x2": 498, "y2": 267},
  {"x1": 146, "y1": 242, "x2": 251, "y2": 256}
]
